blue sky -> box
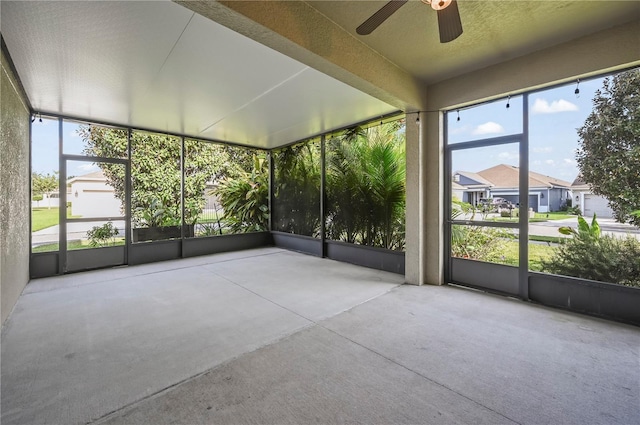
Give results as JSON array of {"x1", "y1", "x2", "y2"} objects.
[
  {"x1": 449, "y1": 77, "x2": 604, "y2": 183},
  {"x1": 32, "y1": 76, "x2": 606, "y2": 184},
  {"x1": 31, "y1": 119, "x2": 98, "y2": 178}
]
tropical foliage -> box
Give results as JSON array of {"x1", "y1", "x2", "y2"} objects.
[
  {"x1": 75, "y1": 118, "x2": 406, "y2": 246},
  {"x1": 325, "y1": 121, "x2": 406, "y2": 250},
  {"x1": 543, "y1": 215, "x2": 640, "y2": 287},
  {"x1": 213, "y1": 154, "x2": 269, "y2": 233},
  {"x1": 79, "y1": 126, "x2": 266, "y2": 233},
  {"x1": 272, "y1": 140, "x2": 321, "y2": 236}
]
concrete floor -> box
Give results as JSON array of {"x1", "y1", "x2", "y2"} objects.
[{"x1": 2, "y1": 248, "x2": 639, "y2": 425}]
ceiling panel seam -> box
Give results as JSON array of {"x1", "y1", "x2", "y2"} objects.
[
  {"x1": 199, "y1": 67, "x2": 311, "y2": 134},
  {"x1": 135, "y1": 11, "x2": 196, "y2": 119}
]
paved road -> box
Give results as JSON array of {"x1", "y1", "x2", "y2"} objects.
[
  {"x1": 454, "y1": 214, "x2": 639, "y2": 239},
  {"x1": 530, "y1": 217, "x2": 640, "y2": 238}
]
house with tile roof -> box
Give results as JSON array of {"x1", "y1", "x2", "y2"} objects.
[
  {"x1": 453, "y1": 164, "x2": 572, "y2": 213},
  {"x1": 571, "y1": 176, "x2": 614, "y2": 218}
]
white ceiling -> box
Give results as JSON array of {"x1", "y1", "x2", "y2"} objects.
[
  {"x1": 0, "y1": 1, "x2": 397, "y2": 149},
  {"x1": 3, "y1": 1, "x2": 638, "y2": 149}
]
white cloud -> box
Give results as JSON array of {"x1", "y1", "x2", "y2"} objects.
[
  {"x1": 563, "y1": 158, "x2": 574, "y2": 165},
  {"x1": 78, "y1": 163, "x2": 98, "y2": 171},
  {"x1": 532, "y1": 160, "x2": 542, "y2": 166},
  {"x1": 472, "y1": 121, "x2": 505, "y2": 135},
  {"x1": 450, "y1": 125, "x2": 469, "y2": 135},
  {"x1": 531, "y1": 98, "x2": 578, "y2": 114},
  {"x1": 532, "y1": 146, "x2": 553, "y2": 154},
  {"x1": 545, "y1": 159, "x2": 556, "y2": 166},
  {"x1": 498, "y1": 151, "x2": 519, "y2": 160}
]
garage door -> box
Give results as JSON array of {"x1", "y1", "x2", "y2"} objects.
[{"x1": 584, "y1": 194, "x2": 614, "y2": 218}]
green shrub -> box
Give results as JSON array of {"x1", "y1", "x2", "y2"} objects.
[
  {"x1": 32, "y1": 194, "x2": 43, "y2": 202},
  {"x1": 451, "y1": 225, "x2": 512, "y2": 263},
  {"x1": 86, "y1": 222, "x2": 119, "y2": 247},
  {"x1": 567, "y1": 206, "x2": 582, "y2": 215},
  {"x1": 543, "y1": 215, "x2": 640, "y2": 287}
]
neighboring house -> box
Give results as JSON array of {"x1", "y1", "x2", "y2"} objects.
[
  {"x1": 68, "y1": 170, "x2": 219, "y2": 218},
  {"x1": 452, "y1": 171, "x2": 493, "y2": 205},
  {"x1": 451, "y1": 181, "x2": 467, "y2": 203},
  {"x1": 453, "y1": 164, "x2": 572, "y2": 213},
  {"x1": 68, "y1": 171, "x2": 123, "y2": 218},
  {"x1": 571, "y1": 176, "x2": 614, "y2": 218}
]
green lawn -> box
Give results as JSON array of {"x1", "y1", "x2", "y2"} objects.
[
  {"x1": 498, "y1": 240, "x2": 557, "y2": 271},
  {"x1": 490, "y1": 211, "x2": 577, "y2": 223},
  {"x1": 31, "y1": 207, "x2": 61, "y2": 232},
  {"x1": 32, "y1": 238, "x2": 125, "y2": 253},
  {"x1": 32, "y1": 207, "x2": 81, "y2": 232},
  {"x1": 528, "y1": 235, "x2": 566, "y2": 244},
  {"x1": 534, "y1": 212, "x2": 576, "y2": 220}
]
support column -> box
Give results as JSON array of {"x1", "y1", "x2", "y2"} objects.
[
  {"x1": 424, "y1": 111, "x2": 444, "y2": 285},
  {"x1": 405, "y1": 112, "x2": 421, "y2": 285},
  {"x1": 405, "y1": 111, "x2": 443, "y2": 286}
]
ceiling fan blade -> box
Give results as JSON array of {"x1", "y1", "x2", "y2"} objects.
[
  {"x1": 356, "y1": 0, "x2": 408, "y2": 35},
  {"x1": 437, "y1": 0, "x2": 463, "y2": 43}
]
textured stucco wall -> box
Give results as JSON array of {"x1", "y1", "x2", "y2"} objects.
[{"x1": 1, "y1": 46, "x2": 30, "y2": 325}]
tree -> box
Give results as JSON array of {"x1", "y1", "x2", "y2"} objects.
[
  {"x1": 32, "y1": 171, "x2": 58, "y2": 196},
  {"x1": 78, "y1": 126, "x2": 248, "y2": 228},
  {"x1": 576, "y1": 69, "x2": 640, "y2": 226}
]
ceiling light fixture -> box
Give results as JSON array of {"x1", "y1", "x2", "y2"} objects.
[
  {"x1": 506, "y1": 95, "x2": 511, "y2": 109},
  {"x1": 357, "y1": 0, "x2": 462, "y2": 43},
  {"x1": 31, "y1": 115, "x2": 36, "y2": 123},
  {"x1": 416, "y1": 112, "x2": 420, "y2": 125},
  {"x1": 574, "y1": 79, "x2": 580, "y2": 98},
  {"x1": 38, "y1": 113, "x2": 42, "y2": 123},
  {"x1": 456, "y1": 110, "x2": 460, "y2": 121},
  {"x1": 421, "y1": 0, "x2": 452, "y2": 11}
]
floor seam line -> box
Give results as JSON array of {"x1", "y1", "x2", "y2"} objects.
[
  {"x1": 319, "y1": 325, "x2": 523, "y2": 425},
  {"x1": 206, "y1": 269, "x2": 317, "y2": 325},
  {"x1": 86, "y1": 321, "x2": 318, "y2": 425},
  {"x1": 203, "y1": 267, "x2": 401, "y2": 327}
]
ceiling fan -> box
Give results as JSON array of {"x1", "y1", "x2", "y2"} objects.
[{"x1": 356, "y1": 0, "x2": 463, "y2": 43}]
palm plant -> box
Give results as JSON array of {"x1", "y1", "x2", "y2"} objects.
[
  {"x1": 272, "y1": 141, "x2": 321, "y2": 236},
  {"x1": 326, "y1": 121, "x2": 406, "y2": 250},
  {"x1": 214, "y1": 155, "x2": 269, "y2": 233}
]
